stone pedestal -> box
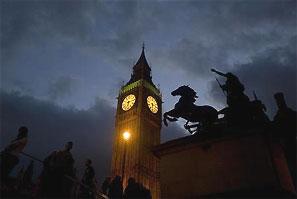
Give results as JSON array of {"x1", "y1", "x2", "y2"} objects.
[{"x1": 153, "y1": 129, "x2": 296, "y2": 197}]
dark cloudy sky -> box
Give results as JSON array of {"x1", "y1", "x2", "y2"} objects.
[{"x1": 1, "y1": 0, "x2": 296, "y2": 182}]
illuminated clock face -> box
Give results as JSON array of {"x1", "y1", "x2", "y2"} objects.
[
  {"x1": 122, "y1": 94, "x2": 136, "y2": 111},
  {"x1": 147, "y1": 96, "x2": 158, "y2": 113}
]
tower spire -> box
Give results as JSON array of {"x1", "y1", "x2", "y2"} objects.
[{"x1": 127, "y1": 44, "x2": 154, "y2": 85}]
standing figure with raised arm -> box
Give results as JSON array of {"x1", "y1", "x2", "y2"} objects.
[
  {"x1": 211, "y1": 68, "x2": 249, "y2": 107},
  {"x1": 211, "y1": 69, "x2": 251, "y2": 125}
]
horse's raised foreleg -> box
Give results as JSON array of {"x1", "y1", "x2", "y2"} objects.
[
  {"x1": 163, "y1": 113, "x2": 178, "y2": 126},
  {"x1": 163, "y1": 110, "x2": 179, "y2": 126}
]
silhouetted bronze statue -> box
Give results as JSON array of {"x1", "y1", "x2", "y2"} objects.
[
  {"x1": 80, "y1": 159, "x2": 95, "y2": 198},
  {"x1": 0, "y1": 126, "x2": 28, "y2": 185},
  {"x1": 250, "y1": 91, "x2": 270, "y2": 125},
  {"x1": 273, "y1": 93, "x2": 296, "y2": 129},
  {"x1": 39, "y1": 141, "x2": 75, "y2": 198},
  {"x1": 211, "y1": 69, "x2": 271, "y2": 127},
  {"x1": 211, "y1": 68, "x2": 249, "y2": 105},
  {"x1": 163, "y1": 85, "x2": 218, "y2": 134},
  {"x1": 273, "y1": 92, "x2": 296, "y2": 187},
  {"x1": 211, "y1": 68, "x2": 253, "y2": 125}
]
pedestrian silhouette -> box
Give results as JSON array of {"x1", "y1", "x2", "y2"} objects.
[
  {"x1": 101, "y1": 176, "x2": 111, "y2": 195},
  {"x1": 16, "y1": 166, "x2": 25, "y2": 191},
  {"x1": 138, "y1": 183, "x2": 151, "y2": 199},
  {"x1": 123, "y1": 178, "x2": 152, "y2": 199},
  {"x1": 0, "y1": 126, "x2": 28, "y2": 185},
  {"x1": 23, "y1": 160, "x2": 34, "y2": 190},
  {"x1": 108, "y1": 175, "x2": 123, "y2": 199},
  {"x1": 124, "y1": 177, "x2": 139, "y2": 198},
  {"x1": 80, "y1": 159, "x2": 95, "y2": 198},
  {"x1": 38, "y1": 141, "x2": 75, "y2": 198}
]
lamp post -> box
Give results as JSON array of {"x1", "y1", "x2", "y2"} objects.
[{"x1": 122, "y1": 131, "x2": 130, "y2": 187}]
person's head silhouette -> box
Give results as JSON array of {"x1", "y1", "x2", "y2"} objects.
[
  {"x1": 64, "y1": 141, "x2": 73, "y2": 151},
  {"x1": 17, "y1": 126, "x2": 28, "y2": 139}
]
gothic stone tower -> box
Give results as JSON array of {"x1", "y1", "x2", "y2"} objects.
[{"x1": 111, "y1": 47, "x2": 162, "y2": 198}]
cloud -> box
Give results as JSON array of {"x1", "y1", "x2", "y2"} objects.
[
  {"x1": 1, "y1": 0, "x2": 97, "y2": 57},
  {"x1": 158, "y1": 0, "x2": 296, "y2": 78},
  {"x1": 0, "y1": 0, "x2": 157, "y2": 67},
  {"x1": 48, "y1": 76, "x2": 78, "y2": 101}
]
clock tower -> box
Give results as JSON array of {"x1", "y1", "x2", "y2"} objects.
[{"x1": 111, "y1": 46, "x2": 162, "y2": 198}]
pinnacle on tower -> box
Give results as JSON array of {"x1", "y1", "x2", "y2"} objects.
[{"x1": 127, "y1": 44, "x2": 154, "y2": 85}]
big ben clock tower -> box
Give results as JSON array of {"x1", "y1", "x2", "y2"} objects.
[{"x1": 111, "y1": 46, "x2": 161, "y2": 198}]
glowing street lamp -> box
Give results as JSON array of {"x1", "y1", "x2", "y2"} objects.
[
  {"x1": 122, "y1": 131, "x2": 130, "y2": 187},
  {"x1": 123, "y1": 131, "x2": 131, "y2": 141}
]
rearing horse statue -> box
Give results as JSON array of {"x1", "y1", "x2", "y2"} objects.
[{"x1": 163, "y1": 85, "x2": 218, "y2": 134}]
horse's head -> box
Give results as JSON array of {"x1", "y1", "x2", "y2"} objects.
[{"x1": 171, "y1": 85, "x2": 198, "y2": 99}]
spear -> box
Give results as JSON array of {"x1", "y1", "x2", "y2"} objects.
[
  {"x1": 252, "y1": 91, "x2": 267, "y2": 111},
  {"x1": 215, "y1": 78, "x2": 226, "y2": 97}
]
